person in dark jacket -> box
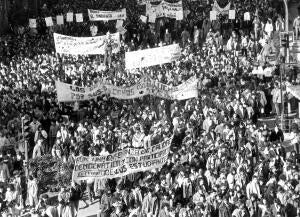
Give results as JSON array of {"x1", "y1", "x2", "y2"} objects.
[
  {"x1": 69, "y1": 181, "x2": 82, "y2": 217},
  {"x1": 269, "y1": 124, "x2": 284, "y2": 142}
]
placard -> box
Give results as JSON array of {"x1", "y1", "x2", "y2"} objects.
[
  {"x1": 210, "y1": 11, "x2": 217, "y2": 21},
  {"x1": 56, "y1": 15, "x2": 64, "y2": 25},
  {"x1": 76, "y1": 13, "x2": 83, "y2": 22},
  {"x1": 29, "y1": 19, "x2": 37, "y2": 28},
  {"x1": 229, "y1": 10, "x2": 235, "y2": 20},
  {"x1": 116, "y1": 20, "x2": 124, "y2": 29},
  {"x1": 66, "y1": 12, "x2": 74, "y2": 22},
  {"x1": 45, "y1": 17, "x2": 53, "y2": 27},
  {"x1": 140, "y1": 15, "x2": 147, "y2": 23},
  {"x1": 244, "y1": 12, "x2": 250, "y2": 21}
]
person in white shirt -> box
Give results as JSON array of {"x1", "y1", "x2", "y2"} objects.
[
  {"x1": 293, "y1": 15, "x2": 300, "y2": 40},
  {"x1": 264, "y1": 18, "x2": 273, "y2": 38},
  {"x1": 246, "y1": 176, "x2": 261, "y2": 199}
]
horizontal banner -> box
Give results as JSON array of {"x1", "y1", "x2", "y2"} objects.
[
  {"x1": 88, "y1": 8, "x2": 126, "y2": 21},
  {"x1": 53, "y1": 32, "x2": 120, "y2": 55},
  {"x1": 125, "y1": 44, "x2": 181, "y2": 69},
  {"x1": 55, "y1": 76, "x2": 198, "y2": 102},
  {"x1": 72, "y1": 137, "x2": 172, "y2": 180},
  {"x1": 146, "y1": 1, "x2": 183, "y2": 20}
]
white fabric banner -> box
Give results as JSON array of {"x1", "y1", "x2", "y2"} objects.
[
  {"x1": 66, "y1": 12, "x2": 74, "y2": 22},
  {"x1": 212, "y1": 0, "x2": 230, "y2": 15},
  {"x1": 147, "y1": 1, "x2": 183, "y2": 20},
  {"x1": 125, "y1": 44, "x2": 181, "y2": 69},
  {"x1": 29, "y1": 19, "x2": 37, "y2": 28},
  {"x1": 53, "y1": 32, "x2": 120, "y2": 55},
  {"x1": 72, "y1": 137, "x2": 173, "y2": 181},
  {"x1": 55, "y1": 76, "x2": 198, "y2": 102},
  {"x1": 45, "y1": 17, "x2": 53, "y2": 27},
  {"x1": 88, "y1": 8, "x2": 127, "y2": 21},
  {"x1": 56, "y1": 15, "x2": 64, "y2": 25},
  {"x1": 137, "y1": 0, "x2": 161, "y2": 5},
  {"x1": 76, "y1": 13, "x2": 83, "y2": 22}
]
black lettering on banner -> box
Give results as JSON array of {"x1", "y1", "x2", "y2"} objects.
[{"x1": 69, "y1": 86, "x2": 85, "y2": 93}]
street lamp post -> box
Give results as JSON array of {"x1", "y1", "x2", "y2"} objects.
[
  {"x1": 280, "y1": 0, "x2": 289, "y2": 130},
  {"x1": 283, "y1": 0, "x2": 289, "y2": 62}
]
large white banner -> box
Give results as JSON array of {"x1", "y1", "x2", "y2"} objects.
[
  {"x1": 125, "y1": 44, "x2": 181, "y2": 69},
  {"x1": 88, "y1": 8, "x2": 126, "y2": 21},
  {"x1": 55, "y1": 76, "x2": 198, "y2": 102},
  {"x1": 53, "y1": 33, "x2": 120, "y2": 55},
  {"x1": 72, "y1": 137, "x2": 172, "y2": 181},
  {"x1": 146, "y1": 1, "x2": 183, "y2": 20},
  {"x1": 212, "y1": 0, "x2": 230, "y2": 15}
]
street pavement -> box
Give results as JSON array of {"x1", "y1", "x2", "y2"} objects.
[{"x1": 77, "y1": 199, "x2": 99, "y2": 217}]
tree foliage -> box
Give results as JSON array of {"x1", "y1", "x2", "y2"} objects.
[{"x1": 29, "y1": 155, "x2": 73, "y2": 192}]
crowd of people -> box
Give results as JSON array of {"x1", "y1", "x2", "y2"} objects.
[{"x1": 0, "y1": 0, "x2": 300, "y2": 216}]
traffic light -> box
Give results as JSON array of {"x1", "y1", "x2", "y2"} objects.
[
  {"x1": 21, "y1": 116, "x2": 31, "y2": 140},
  {"x1": 281, "y1": 34, "x2": 289, "y2": 48}
]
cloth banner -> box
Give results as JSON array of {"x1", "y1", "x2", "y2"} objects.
[
  {"x1": 125, "y1": 44, "x2": 181, "y2": 69},
  {"x1": 88, "y1": 8, "x2": 127, "y2": 21},
  {"x1": 66, "y1": 12, "x2": 74, "y2": 22},
  {"x1": 45, "y1": 17, "x2": 53, "y2": 27},
  {"x1": 212, "y1": 0, "x2": 230, "y2": 15},
  {"x1": 53, "y1": 32, "x2": 120, "y2": 55},
  {"x1": 137, "y1": 0, "x2": 161, "y2": 5},
  {"x1": 210, "y1": 11, "x2": 217, "y2": 21},
  {"x1": 29, "y1": 19, "x2": 37, "y2": 28},
  {"x1": 56, "y1": 15, "x2": 64, "y2": 25},
  {"x1": 55, "y1": 76, "x2": 198, "y2": 102},
  {"x1": 76, "y1": 13, "x2": 83, "y2": 22},
  {"x1": 72, "y1": 137, "x2": 173, "y2": 181},
  {"x1": 286, "y1": 85, "x2": 300, "y2": 100},
  {"x1": 252, "y1": 66, "x2": 275, "y2": 77},
  {"x1": 244, "y1": 12, "x2": 250, "y2": 21},
  {"x1": 146, "y1": 1, "x2": 183, "y2": 20},
  {"x1": 229, "y1": 10, "x2": 235, "y2": 20}
]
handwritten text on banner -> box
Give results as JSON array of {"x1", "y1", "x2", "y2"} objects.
[
  {"x1": 72, "y1": 137, "x2": 172, "y2": 180},
  {"x1": 53, "y1": 33, "x2": 120, "y2": 55},
  {"x1": 88, "y1": 8, "x2": 126, "y2": 21},
  {"x1": 55, "y1": 76, "x2": 198, "y2": 102}
]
